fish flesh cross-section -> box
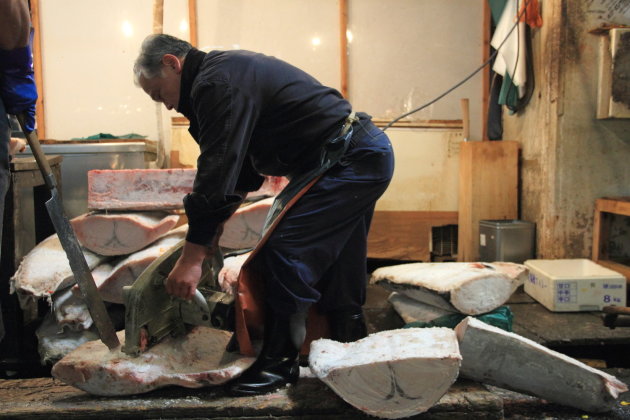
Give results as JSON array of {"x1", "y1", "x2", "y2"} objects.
[
  {"x1": 309, "y1": 328, "x2": 461, "y2": 419},
  {"x1": 71, "y1": 211, "x2": 180, "y2": 256}
]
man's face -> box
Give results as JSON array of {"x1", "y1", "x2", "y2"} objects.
[{"x1": 139, "y1": 54, "x2": 182, "y2": 111}]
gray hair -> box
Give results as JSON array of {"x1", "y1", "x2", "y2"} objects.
[{"x1": 133, "y1": 34, "x2": 193, "y2": 85}]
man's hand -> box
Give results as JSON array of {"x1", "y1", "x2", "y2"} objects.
[
  {"x1": 9, "y1": 137, "x2": 26, "y2": 156},
  {"x1": 165, "y1": 240, "x2": 213, "y2": 300},
  {"x1": 165, "y1": 256, "x2": 203, "y2": 300}
]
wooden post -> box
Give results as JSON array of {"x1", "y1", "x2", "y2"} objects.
[
  {"x1": 460, "y1": 98, "x2": 470, "y2": 141},
  {"x1": 153, "y1": 0, "x2": 164, "y2": 34},
  {"x1": 482, "y1": 0, "x2": 491, "y2": 141},
  {"x1": 31, "y1": 0, "x2": 45, "y2": 139},
  {"x1": 188, "y1": 0, "x2": 198, "y2": 47},
  {"x1": 153, "y1": 0, "x2": 166, "y2": 167},
  {"x1": 339, "y1": 0, "x2": 348, "y2": 98}
]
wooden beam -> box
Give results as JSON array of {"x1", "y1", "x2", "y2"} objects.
[
  {"x1": 31, "y1": 0, "x2": 45, "y2": 139},
  {"x1": 188, "y1": 0, "x2": 198, "y2": 47},
  {"x1": 367, "y1": 210, "x2": 459, "y2": 261},
  {"x1": 339, "y1": 0, "x2": 348, "y2": 98},
  {"x1": 153, "y1": 0, "x2": 164, "y2": 34},
  {"x1": 482, "y1": 0, "x2": 491, "y2": 141}
]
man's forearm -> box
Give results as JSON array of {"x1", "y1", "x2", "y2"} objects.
[
  {"x1": 0, "y1": 0, "x2": 30, "y2": 50},
  {"x1": 179, "y1": 239, "x2": 215, "y2": 264}
]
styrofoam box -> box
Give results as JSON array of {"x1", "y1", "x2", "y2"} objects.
[{"x1": 524, "y1": 259, "x2": 627, "y2": 312}]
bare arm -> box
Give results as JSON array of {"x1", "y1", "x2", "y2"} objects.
[{"x1": 0, "y1": 0, "x2": 31, "y2": 50}]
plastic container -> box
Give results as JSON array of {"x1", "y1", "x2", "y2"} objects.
[
  {"x1": 479, "y1": 219, "x2": 535, "y2": 263},
  {"x1": 524, "y1": 259, "x2": 627, "y2": 312}
]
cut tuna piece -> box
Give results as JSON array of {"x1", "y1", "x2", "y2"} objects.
[
  {"x1": 36, "y1": 312, "x2": 99, "y2": 365},
  {"x1": 52, "y1": 288, "x2": 93, "y2": 331},
  {"x1": 219, "y1": 198, "x2": 273, "y2": 250},
  {"x1": 371, "y1": 262, "x2": 526, "y2": 315},
  {"x1": 52, "y1": 327, "x2": 255, "y2": 396},
  {"x1": 455, "y1": 317, "x2": 628, "y2": 413},
  {"x1": 73, "y1": 226, "x2": 187, "y2": 303},
  {"x1": 218, "y1": 252, "x2": 250, "y2": 294},
  {"x1": 309, "y1": 328, "x2": 461, "y2": 419},
  {"x1": 88, "y1": 170, "x2": 286, "y2": 212},
  {"x1": 247, "y1": 176, "x2": 288, "y2": 199},
  {"x1": 71, "y1": 211, "x2": 179, "y2": 256},
  {"x1": 10, "y1": 234, "x2": 109, "y2": 306},
  {"x1": 87, "y1": 168, "x2": 197, "y2": 211},
  {"x1": 388, "y1": 292, "x2": 456, "y2": 324}
]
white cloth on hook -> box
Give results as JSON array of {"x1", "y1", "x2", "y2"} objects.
[{"x1": 491, "y1": 0, "x2": 527, "y2": 98}]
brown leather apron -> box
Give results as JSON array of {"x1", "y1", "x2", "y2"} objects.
[{"x1": 234, "y1": 112, "x2": 358, "y2": 357}]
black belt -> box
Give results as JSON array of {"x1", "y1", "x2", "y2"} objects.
[{"x1": 262, "y1": 111, "x2": 362, "y2": 234}]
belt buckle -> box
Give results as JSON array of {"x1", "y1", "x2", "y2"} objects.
[{"x1": 340, "y1": 111, "x2": 357, "y2": 137}]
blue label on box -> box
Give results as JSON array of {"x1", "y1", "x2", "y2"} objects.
[{"x1": 555, "y1": 281, "x2": 577, "y2": 304}]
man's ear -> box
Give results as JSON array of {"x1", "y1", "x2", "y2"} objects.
[{"x1": 162, "y1": 54, "x2": 182, "y2": 73}]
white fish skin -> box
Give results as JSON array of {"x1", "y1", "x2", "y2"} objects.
[
  {"x1": 10, "y1": 234, "x2": 108, "y2": 306},
  {"x1": 455, "y1": 316, "x2": 629, "y2": 413},
  {"x1": 371, "y1": 262, "x2": 525, "y2": 315}
]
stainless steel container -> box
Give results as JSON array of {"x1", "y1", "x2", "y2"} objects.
[
  {"x1": 18, "y1": 142, "x2": 149, "y2": 218},
  {"x1": 479, "y1": 219, "x2": 535, "y2": 263}
]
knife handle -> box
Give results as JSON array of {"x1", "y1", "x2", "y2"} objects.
[{"x1": 16, "y1": 112, "x2": 56, "y2": 190}]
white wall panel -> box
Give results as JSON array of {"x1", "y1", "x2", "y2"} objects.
[
  {"x1": 39, "y1": 0, "x2": 189, "y2": 140},
  {"x1": 196, "y1": 0, "x2": 341, "y2": 91},
  {"x1": 349, "y1": 0, "x2": 484, "y2": 139}
]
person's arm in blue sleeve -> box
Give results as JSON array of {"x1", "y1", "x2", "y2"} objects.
[
  {"x1": 166, "y1": 80, "x2": 263, "y2": 300},
  {"x1": 0, "y1": 0, "x2": 37, "y2": 132}
]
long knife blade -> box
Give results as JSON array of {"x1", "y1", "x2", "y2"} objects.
[{"x1": 15, "y1": 113, "x2": 120, "y2": 350}]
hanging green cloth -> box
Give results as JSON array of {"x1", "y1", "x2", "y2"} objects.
[{"x1": 71, "y1": 133, "x2": 147, "y2": 140}]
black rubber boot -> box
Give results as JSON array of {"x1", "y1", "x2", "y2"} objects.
[
  {"x1": 226, "y1": 310, "x2": 303, "y2": 396},
  {"x1": 328, "y1": 307, "x2": 368, "y2": 343}
]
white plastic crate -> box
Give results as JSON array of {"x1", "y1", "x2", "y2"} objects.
[{"x1": 524, "y1": 259, "x2": 627, "y2": 312}]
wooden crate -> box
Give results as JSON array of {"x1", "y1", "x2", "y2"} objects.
[{"x1": 592, "y1": 197, "x2": 630, "y2": 283}]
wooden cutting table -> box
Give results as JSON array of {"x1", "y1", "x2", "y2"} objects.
[{"x1": 0, "y1": 286, "x2": 628, "y2": 419}]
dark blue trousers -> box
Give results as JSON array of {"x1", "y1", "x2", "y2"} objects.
[{"x1": 259, "y1": 120, "x2": 394, "y2": 315}]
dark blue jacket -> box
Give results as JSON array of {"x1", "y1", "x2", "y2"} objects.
[{"x1": 177, "y1": 48, "x2": 351, "y2": 247}]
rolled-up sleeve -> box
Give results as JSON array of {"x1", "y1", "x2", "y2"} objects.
[{"x1": 184, "y1": 80, "x2": 264, "y2": 247}]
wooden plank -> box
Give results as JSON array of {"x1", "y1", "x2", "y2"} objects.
[
  {"x1": 482, "y1": 0, "x2": 491, "y2": 141},
  {"x1": 31, "y1": 0, "x2": 45, "y2": 139},
  {"x1": 11, "y1": 155, "x2": 62, "y2": 172},
  {"x1": 339, "y1": 0, "x2": 348, "y2": 98},
  {"x1": 595, "y1": 259, "x2": 630, "y2": 281},
  {"x1": 592, "y1": 197, "x2": 630, "y2": 283},
  {"x1": 596, "y1": 197, "x2": 630, "y2": 216},
  {"x1": 372, "y1": 119, "x2": 463, "y2": 129},
  {"x1": 367, "y1": 210, "x2": 458, "y2": 261},
  {"x1": 188, "y1": 0, "x2": 198, "y2": 47},
  {"x1": 457, "y1": 141, "x2": 519, "y2": 262},
  {"x1": 0, "y1": 377, "x2": 502, "y2": 420},
  {"x1": 509, "y1": 303, "x2": 630, "y2": 347},
  {"x1": 596, "y1": 34, "x2": 613, "y2": 119}
]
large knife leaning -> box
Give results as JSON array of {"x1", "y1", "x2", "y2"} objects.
[{"x1": 16, "y1": 113, "x2": 120, "y2": 350}]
